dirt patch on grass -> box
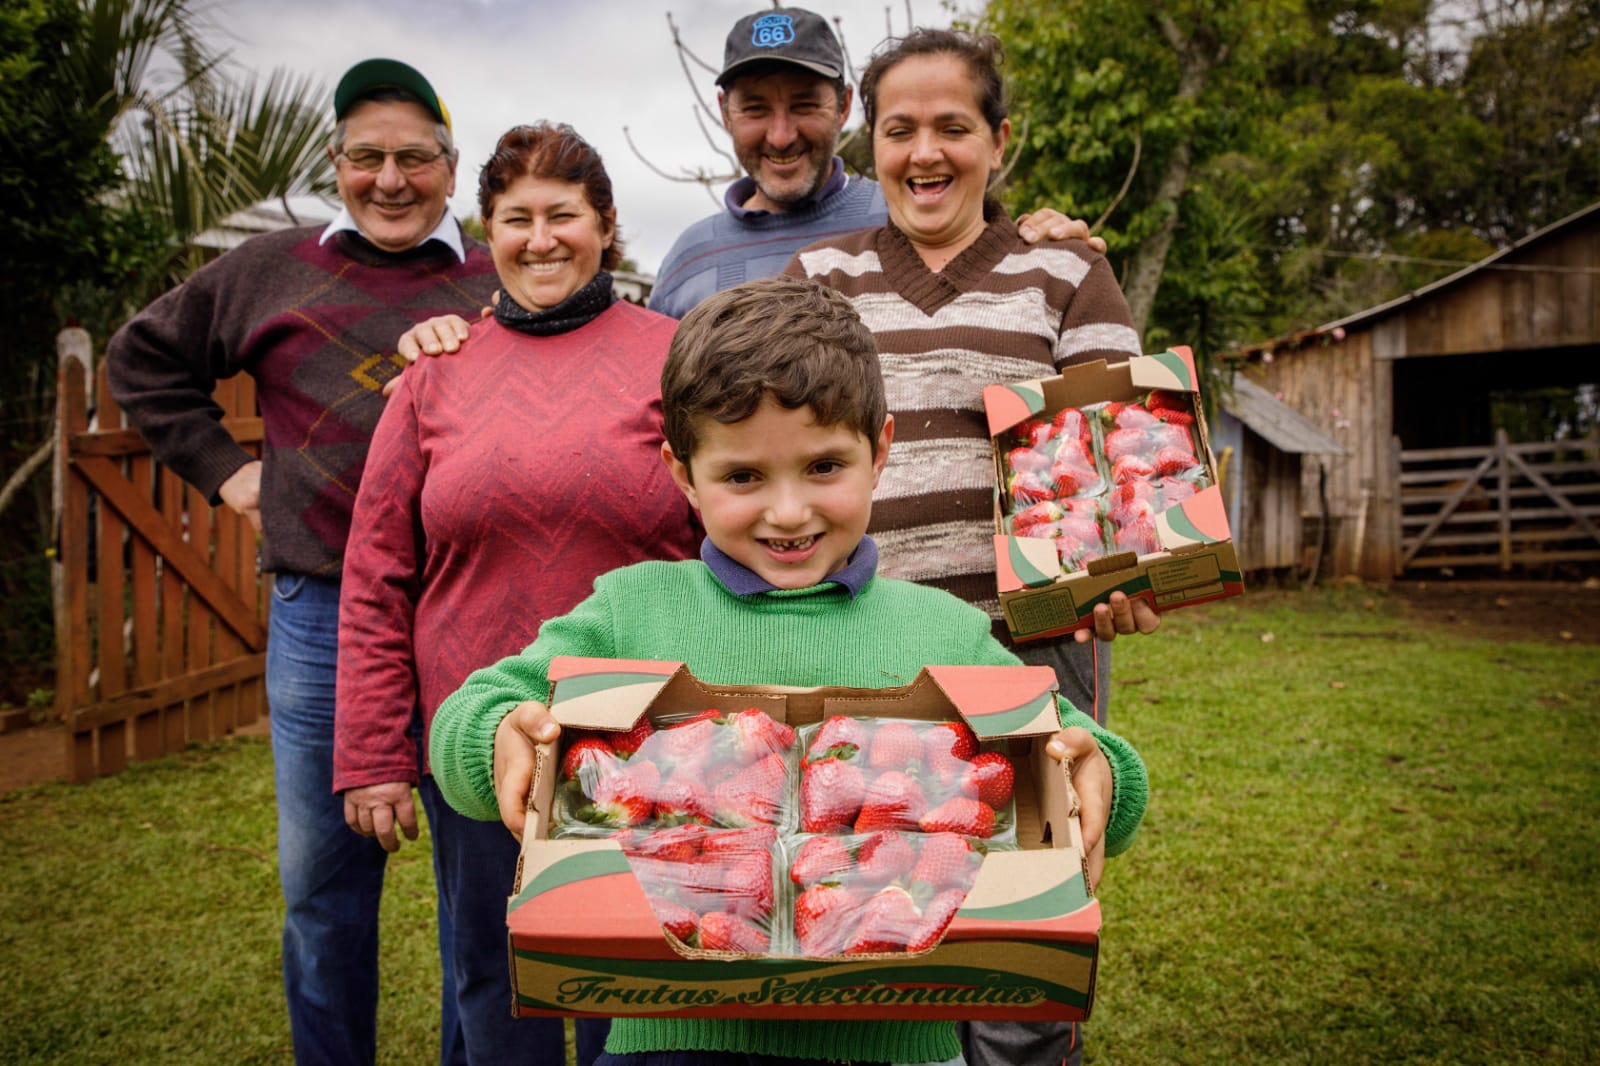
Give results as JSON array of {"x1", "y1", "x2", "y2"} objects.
[{"x1": 1388, "y1": 577, "x2": 1600, "y2": 646}]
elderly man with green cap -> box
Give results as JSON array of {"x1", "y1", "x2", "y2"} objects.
[{"x1": 107, "y1": 59, "x2": 501, "y2": 1066}]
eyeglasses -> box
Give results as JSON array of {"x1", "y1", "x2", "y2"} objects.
[{"x1": 336, "y1": 145, "x2": 450, "y2": 173}]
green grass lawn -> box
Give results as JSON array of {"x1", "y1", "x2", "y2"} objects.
[{"x1": 2, "y1": 585, "x2": 1596, "y2": 1064}]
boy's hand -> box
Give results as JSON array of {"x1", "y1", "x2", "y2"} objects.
[
  {"x1": 384, "y1": 305, "x2": 491, "y2": 397},
  {"x1": 1074, "y1": 589, "x2": 1161, "y2": 644},
  {"x1": 1045, "y1": 727, "x2": 1112, "y2": 890},
  {"x1": 493, "y1": 700, "x2": 560, "y2": 838},
  {"x1": 343, "y1": 781, "x2": 420, "y2": 852},
  {"x1": 1017, "y1": 208, "x2": 1108, "y2": 254}
]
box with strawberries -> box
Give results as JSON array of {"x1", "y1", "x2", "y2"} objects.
[
  {"x1": 983, "y1": 346, "x2": 1244, "y2": 643},
  {"x1": 506, "y1": 656, "x2": 1101, "y2": 1022}
]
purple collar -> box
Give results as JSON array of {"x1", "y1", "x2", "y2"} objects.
[
  {"x1": 724, "y1": 157, "x2": 849, "y2": 220},
  {"x1": 702, "y1": 535, "x2": 878, "y2": 598}
]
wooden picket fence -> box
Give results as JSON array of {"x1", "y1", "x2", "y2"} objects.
[
  {"x1": 53, "y1": 330, "x2": 268, "y2": 782},
  {"x1": 1397, "y1": 429, "x2": 1600, "y2": 572}
]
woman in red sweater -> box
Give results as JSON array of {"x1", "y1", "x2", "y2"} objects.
[{"x1": 331, "y1": 123, "x2": 698, "y2": 1066}]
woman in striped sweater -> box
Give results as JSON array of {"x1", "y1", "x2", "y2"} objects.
[{"x1": 783, "y1": 27, "x2": 1159, "y2": 1066}]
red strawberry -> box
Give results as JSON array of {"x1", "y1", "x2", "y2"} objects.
[
  {"x1": 844, "y1": 887, "x2": 920, "y2": 954},
  {"x1": 1159, "y1": 477, "x2": 1198, "y2": 504},
  {"x1": 610, "y1": 717, "x2": 656, "y2": 757},
  {"x1": 654, "y1": 715, "x2": 719, "y2": 761},
  {"x1": 626, "y1": 822, "x2": 706, "y2": 862},
  {"x1": 790, "y1": 835, "x2": 853, "y2": 887},
  {"x1": 653, "y1": 773, "x2": 714, "y2": 823},
  {"x1": 909, "y1": 832, "x2": 979, "y2": 892},
  {"x1": 672, "y1": 857, "x2": 730, "y2": 914},
  {"x1": 928, "y1": 721, "x2": 979, "y2": 762},
  {"x1": 1051, "y1": 406, "x2": 1092, "y2": 443},
  {"x1": 908, "y1": 888, "x2": 967, "y2": 952},
  {"x1": 1048, "y1": 458, "x2": 1089, "y2": 497},
  {"x1": 722, "y1": 851, "x2": 776, "y2": 921},
  {"x1": 647, "y1": 895, "x2": 700, "y2": 942},
  {"x1": 1113, "y1": 403, "x2": 1158, "y2": 429},
  {"x1": 961, "y1": 751, "x2": 1016, "y2": 809},
  {"x1": 1111, "y1": 453, "x2": 1156, "y2": 484},
  {"x1": 918, "y1": 796, "x2": 996, "y2": 838},
  {"x1": 1114, "y1": 516, "x2": 1161, "y2": 555},
  {"x1": 801, "y1": 758, "x2": 866, "y2": 832},
  {"x1": 805, "y1": 716, "x2": 868, "y2": 766},
  {"x1": 1010, "y1": 499, "x2": 1065, "y2": 535},
  {"x1": 868, "y1": 720, "x2": 922, "y2": 771},
  {"x1": 1153, "y1": 445, "x2": 1199, "y2": 477},
  {"x1": 1007, "y1": 445, "x2": 1052, "y2": 475},
  {"x1": 1007, "y1": 469, "x2": 1056, "y2": 506},
  {"x1": 1102, "y1": 427, "x2": 1147, "y2": 463},
  {"x1": 698, "y1": 911, "x2": 769, "y2": 953},
  {"x1": 728, "y1": 708, "x2": 796, "y2": 763},
  {"x1": 1015, "y1": 417, "x2": 1056, "y2": 449},
  {"x1": 713, "y1": 752, "x2": 786, "y2": 826},
  {"x1": 560, "y1": 736, "x2": 618, "y2": 780},
  {"x1": 588, "y1": 761, "x2": 660, "y2": 826},
  {"x1": 856, "y1": 830, "x2": 917, "y2": 886},
  {"x1": 700, "y1": 824, "x2": 777, "y2": 858},
  {"x1": 794, "y1": 883, "x2": 858, "y2": 957},
  {"x1": 1154, "y1": 407, "x2": 1195, "y2": 426},
  {"x1": 854, "y1": 771, "x2": 927, "y2": 833}
]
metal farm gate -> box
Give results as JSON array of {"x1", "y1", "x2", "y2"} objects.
[
  {"x1": 54, "y1": 330, "x2": 268, "y2": 781},
  {"x1": 1397, "y1": 429, "x2": 1600, "y2": 572}
]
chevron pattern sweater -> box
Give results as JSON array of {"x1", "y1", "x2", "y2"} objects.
[{"x1": 429, "y1": 559, "x2": 1148, "y2": 1063}]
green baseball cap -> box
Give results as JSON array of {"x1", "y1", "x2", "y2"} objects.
[{"x1": 334, "y1": 58, "x2": 451, "y2": 131}]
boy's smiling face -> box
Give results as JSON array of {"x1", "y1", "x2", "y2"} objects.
[{"x1": 665, "y1": 399, "x2": 893, "y2": 591}]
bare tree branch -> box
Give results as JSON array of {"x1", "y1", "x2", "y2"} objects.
[
  {"x1": 0, "y1": 437, "x2": 54, "y2": 523},
  {"x1": 1093, "y1": 131, "x2": 1142, "y2": 233},
  {"x1": 667, "y1": 11, "x2": 725, "y2": 133}
]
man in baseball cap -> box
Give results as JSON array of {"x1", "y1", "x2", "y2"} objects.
[{"x1": 334, "y1": 56, "x2": 452, "y2": 129}]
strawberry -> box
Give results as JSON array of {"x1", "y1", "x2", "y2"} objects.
[
  {"x1": 790, "y1": 834, "x2": 853, "y2": 887},
  {"x1": 653, "y1": 715, "x2": 719, "y2": 762},
  {"x1": 1112, "y1": 403, "x2": 1158, "y2": 429},
  {"x1": 1111, "y1": 453, "x2": 1156, "y2": 484},
  {"x1": 588, "y1": 761, "x2": 660, "y2": 826},
  {"x1": 856, "y1": 830, "x2": 917, "y2": 886},
  {"x1": 1048, "y1": 458, "x2": 1089, "y2": 498},
  {"x1": 647, "y1": 895, "x2": 700, "y2": 942},
  {"x1": 1160, "y1": 477, "x2": 1198, "y2": 504},
  {"x1": 672, "y1": 856, "x2": 730, "y2": 914},
  {"x1": 1010, "y1": 499, "x2": 1065, "y2": 535},
  {"x1": 560, "y1": 736, "x2": 617, "y2": 780},
  {"x1": 1051, "y1": 406, "x2": 1092, "y2": 444},
  {"x1": 961, "y1": 752, "x2": 1016, "y2": 809},
  {"x1": 918, "y1": 796, "x2": 996, "y2": 838},
  {"x1": 801, "y1": 758, "x2": 866, "y2": 833},
  {"x1": 698, "y1": 911, "x2": 769, "y2": 953},
  {"x1": 1006, "y1": 445, "x2": 1052, "y2": 475},
  {"x1": 867, "y1": 720, "x2": 923, "y2": 771},
  {"x1": 1154, "y1": 406, "x2": 1195, "y2": 426},
  {"x1": 854, "y1": 771, "x2": 927, "y2": 833},
  {"x1": 610, "y1": 717, "x2": 657, "y2": 757},
  {"x1": 653, "y1": 773, "x2": 714, "y2": 824},
  {"x1": 909, "y1": 832, "x2": 979, "y2": 892},
  {"x1": 929, "y1": 720, "x2": 979, "y2": 762},
  {"x1": 1114, "y1": 516, "x2": 1161, "y2": 555},
  {"x1": 722, "y1": 851, "x2": 776, "y2": 921},
  {"x1": 700, "y1": 824, "x2": 778, "y2": 858},
  {"x1": 1153, "y1": 445, "x2": 1199, "y2": 477},
  {"x1": 908, "y1": 888, "x2": 967, "y2": 952},
  {"x1": 728, "y1": 708, "x2": 796, "y2": 763},
  {"x1": 1014, "y1": 417, "x2": 1055, "y2": 449},
  {"x1": 1102, "y1": 427, "x2": 1147, "y2": 463},
  {"x1": 1007, "y1": 469, "x2": 1056, "y2": 506},
  {"x1": 626, "y1": 822, "x2": 706, "y2": 863},
  {"x1": 794, "y1": 882, "x2": 858, "y2": 957},
  {"x1": 713, "y1": 752, "x2": 786, "y2": 826},
  {"x1": 844, "y1": 887, "x2": 920, "y2": 954},
  {"x1": 805, "y1": 716, "x2": 868, "y2": 766}
]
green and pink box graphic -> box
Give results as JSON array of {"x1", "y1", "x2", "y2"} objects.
[
  {"x1": 984, "y1": 347, "x2": 1245, "y2": 643},
  {"x1": 507, "y1": 656, "x2": 1101, "y2": 1022}
]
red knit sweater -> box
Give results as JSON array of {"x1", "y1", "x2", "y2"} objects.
[{"x1": 333, "y1": 301, "x2": 700, "y2": 790}]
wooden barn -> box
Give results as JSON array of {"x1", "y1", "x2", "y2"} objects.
[{"x1": 1227, "y1": 200, "x2": 1600, "y2": 580}]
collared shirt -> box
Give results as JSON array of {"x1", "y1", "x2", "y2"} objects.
[
  {"x1": 701, "y1": 534, "x2": 878, "y2": 599},
  {"x1": 319, "y1": 206, "x2": 467, "y2": 263},
  {"x1": 723, "y1": 156, "x2": 850, "y2": 221}
]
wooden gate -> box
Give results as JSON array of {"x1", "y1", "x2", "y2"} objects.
[
  {"x1": 54, "y1": 330, "x2": 268, "y2": 782},
  {"x1": 1397, "y1": 429, "x2": 1600, "y2": 572}
]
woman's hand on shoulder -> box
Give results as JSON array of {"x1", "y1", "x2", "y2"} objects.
[
  {"x1": 1045, "y1": 726, "x2": 1111, "y2": 890},
  {"x1": 493, "y1": 700, "x2": 560, "y2": 838},
  {"x1": 1017, "y1": 208, "x2": 1107, "y2": 254}
]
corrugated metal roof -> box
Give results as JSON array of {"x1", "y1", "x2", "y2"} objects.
[{"x1": 1220, "y1": 375, "x2": 1349, "y2": 455}]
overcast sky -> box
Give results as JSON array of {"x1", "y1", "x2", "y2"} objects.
[{"x1": 212, "y1": 0, "x2": 968, "y2": 274}]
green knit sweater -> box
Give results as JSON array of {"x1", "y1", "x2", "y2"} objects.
[{"x1": 429, "y1": 560, "x2": 1147, "y2": 1062}]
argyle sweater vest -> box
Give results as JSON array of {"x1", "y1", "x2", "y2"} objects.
[{"x1": 107, "y1": 225, "x2": 498, "y2": 577}]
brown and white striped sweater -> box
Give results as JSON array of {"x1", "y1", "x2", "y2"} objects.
[{"x1": 785, "y1": 209, "x2": 1141, "y2": 619}]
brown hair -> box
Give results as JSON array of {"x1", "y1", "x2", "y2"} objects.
[
  {"x1": 477, "y1": 122, "x2": 623, "y2": 271},
  {"x1": 661, "y1": 276, "x2": 886, "y2": 472},
  {"x1": 860, "y1": 28, "x2": 1008, "y2": 136}
]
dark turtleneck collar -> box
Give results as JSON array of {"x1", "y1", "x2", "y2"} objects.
[{"x1": 493, "y1": 272, "x2": 615, "y2": 336}]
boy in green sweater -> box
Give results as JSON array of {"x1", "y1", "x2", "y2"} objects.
[{"x1": 428, "y1": 275, "x2": 1147, "y2": 1066}]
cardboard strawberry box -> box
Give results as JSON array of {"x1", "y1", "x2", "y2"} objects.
[
  {"x1": 984, "y1": 346, "x2": 1244, "y2": 643},
  {"x1": 506, "y1": 656, "x2": 1101, "y2": 1022}
]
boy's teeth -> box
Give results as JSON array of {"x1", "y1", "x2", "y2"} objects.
[{"x1": 768, "y1": 536, "x2": 815, "y2": 551}]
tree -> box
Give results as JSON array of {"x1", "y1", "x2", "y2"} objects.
[{"x1": 0, "y1": 0, "x2": 335, "y2": 703}]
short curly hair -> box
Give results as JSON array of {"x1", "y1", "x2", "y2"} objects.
[{"x1": 661, "y1": 276, "x2": 886, "y2": 473}]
